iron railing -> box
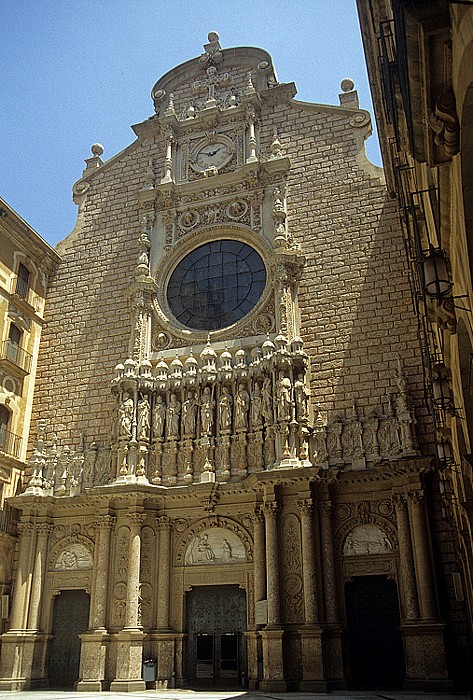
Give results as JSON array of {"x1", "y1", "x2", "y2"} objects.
[
  {"x1": 0, "y1": 426, "x2": 22, "y2": 460},
  {"x1": 0, "y1": 340, "x2": 33, "y2": 373},
  {"x1": 10, "y1": 276, "x2": 39, "y2": 309}
]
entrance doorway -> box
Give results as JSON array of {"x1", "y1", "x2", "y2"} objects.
[
  {"x1": 345, "y1": 575, "x2": 405, "y2": 688},
  {"x1": 185, "y1": 584, "x2": 246, "y2": 687},
  {"x1": 48, "y1": 589, "x2": 90, "y2": 688}
]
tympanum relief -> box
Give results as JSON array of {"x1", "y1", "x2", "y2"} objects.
[
  {"x1": 53, "y1": 543, "x2": 93, "y2": 571},
  {"x1": 184, "y1": 527, "x2": 246, "y2": 565},
  {"x1": 343, "y1": 524, "x2": 393, "y2": 556}
]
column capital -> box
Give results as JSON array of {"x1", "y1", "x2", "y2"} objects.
[
  {"x1": 298, "y1": 498, "x2": 314, "y2": 515},
  {"x1": 393, "y1": 493, "x2": 407, "y2": 507},
  {"x1": 318, "y1": 499, "x2": 333, "y2": 513},
  {"x1": 95, "y1": 514, "x2": 116, "y2": 531},
  {"x1": 262, "y1": 501, "x2": 279, "y2": 518},
  {"x1": 36, "y1": 523, "x2": 53, "y2": 537},
  {"x1": 407, "y1": 489, "x2": 424, "y2": 505},
  {"x1": 157, "y1": 514, "x2": 173, "y2": 530},
  {"x1": 127, "y1": 512, "x2": 146, "y2": 528},
  {"x1": 252, "y1": 507, "x2": 265, "y2": 524},
  {"x1": 17, "y1": 522, "x2": 35, "y2": 536}
]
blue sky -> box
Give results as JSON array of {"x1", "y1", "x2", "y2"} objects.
[{"x1": 1, "y1": 0, "x2": 381, "y2": 247}]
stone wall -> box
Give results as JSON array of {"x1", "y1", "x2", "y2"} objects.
[{"x1": 31, "y1": 69, "x2": 432, "y2": 458}]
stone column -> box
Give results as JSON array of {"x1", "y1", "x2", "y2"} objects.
[
  {"x1": 318, "y1": 499, "x2": 343, "y2": 685},
  {"x1": 27, "y1": 524, "x2": 51, "y2": 631},
  {"x1": 263, "y1": 501, "x2": 281, "y2": 626},
  {"x1": 299, "y1": 499, "x2": 318, "y2": 625},
  {"x1": 110, "y1": 511, "x2": 146, "y2": 692},
  {"x1": 408, "y1": 491, "x2": 438, "y2": 621},
  {"x1": 318, "y1": 501, "x2": 338, "y2": 623},
  {"x1": 401, "y1": 491, "x2": 450, "y2": 688},
  {"x1": 9, "y1": 522, "x2": 34, "y2": 631},
  {"x1": 154, "y1": 515, "x2": 175, "y2": 687},
  {"x1": 260, "y1": 500, "x2": 285, "y2": 692},
  {"x1": 156, "y1": 515, "x2": 172, "y2": 630},
  {"x1": 253, "y1": 508, "x2": 266, "y2": 607},
  {"x1": 125, "y1": 512, "x2": 145, "y2": 630},
  {"x1": 89, "y1": 515, "x2": 115, "y2": 629},
  {"x1": 298, "y1": 499, "x2": 325, "y2": 690},
  {"x1": 77, "y1": 515, "x2": 115, "y2": 691},
  {"x1": 394, "y1": 495, "x2": 419, "y2": 620},
  {"x1": 248, "y1": 508, "x2": 266, "y2": 691}
]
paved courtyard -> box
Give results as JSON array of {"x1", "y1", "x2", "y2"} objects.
[{"x1": 0, "y1": 690, "x2": 469, "y2": 700}]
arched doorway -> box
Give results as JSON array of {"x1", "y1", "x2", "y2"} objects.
[
  {"x1": 345, "y1": 575, "x2": 405, "y2": 688},
  {"x1": 48, "y1": 589, "x2": 90, "y2": 688},
  {"x1": 185, "y1": 584, "x2": 247, "y2": 687}
]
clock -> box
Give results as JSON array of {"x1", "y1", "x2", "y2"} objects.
[{"x1": 190, "y1": 137, "x2": 234, "y2": 173}]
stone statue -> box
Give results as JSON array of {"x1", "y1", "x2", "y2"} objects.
[
  {"x1": 218, "y1": 385, "x2": 233, "y2": 432},
  {"x1": 153, "y1": 395, "x2": 166, "y2": 438},
  {"x1": 137, "y1": 394, "x2": 151, "y2": 440},
  {"x1": 235, "y1": 383, "x2": 250, "y2": 430},
  {"x1": 276, "y1": 375, "x2": 292, "y2": 422},
  {"x1": 166, "y1": 393, "x2": 181, "y2": 438},
  {"x1": 294, "y1": 379, "x2": 309, "y2": 421},
  {"x1": 262, "y1": 376, "x2": 273, "y2": 425},
  {"x1": 250, "y1": 382, "x2": 263, "y2": 429},
  {"x1": 222, "y1": 539, "x2": 232, "y2": 561},
  {"x1": 119, "y1": 392, "x2": 134, "y2": 438},
  {"x1": 182, "y1": 390, "x2": 197, "y2": 437},
  {"x1": 200, "y1": 386, "x2": 215, "y2": 434}
]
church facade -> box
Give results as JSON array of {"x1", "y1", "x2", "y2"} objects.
[{"x1": 0, "y1": 33, "x2": 467, "y2": 691}]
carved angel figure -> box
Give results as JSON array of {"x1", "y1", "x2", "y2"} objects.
[
  {"x1": 262, "y1": 376, "x2": 273, "y2": 425},
  {"x1": 153, "y1": 395, "x2": 166, "y2": 438},
  {"x1": 182, "y1": 390, "x2": 197, "y2": 437},
  {"x1": 119, "y1": 392, "x2": 134, "y2": 438},
  {"x1": 250, "y1": 382, "x2": 263, "y2": 430},
  {"x1": 218, "y1": 385, "x2": 233, "y2": 432},
  {"x1": 137, "y1": 394, "x2": 151, "y2": 441},
  {"x1": 166, "y1": 393, "x2": 181, "y2": 438},
  {"x1": 276, "y1": 375, "x2": 292, "y2": 422},
  {"x1": 294, "y1": 379, "x2": 309, "y2": 421},
  {"x1": 200, "y1": 386, "x2": 215, "y2": 434},
  {"x1": 235, "y1": 383, "x2": 250, "y2": 430}
]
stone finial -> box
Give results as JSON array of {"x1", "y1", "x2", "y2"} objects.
[
  {"x1": 83, "y1": 143, "x2": 104, "y2": 174},
  {"x1": 200, "y1": 31, "x2": 223, "y2": 66},
  {"x1": 339, "y1": 78, "x2": 359, "y2": 108}
]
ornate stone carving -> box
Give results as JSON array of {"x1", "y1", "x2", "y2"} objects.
[
  {"x1": 54, "y1": 543, "x2": 93, "y2": 571},
  {"x1": 343, "y1": 524, "x2": 393, "y2": 556},
  {"x1": 281, "y1": 514, "x2": 304, "y2": 623},
  {"x1": 176, "y1": 516, "x2": 253, "y2": 565},
  {"x1": 184, "y1": 527, "x2": 246, "y2": 565}
]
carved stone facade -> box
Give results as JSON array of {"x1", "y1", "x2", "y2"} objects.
[{"x1": 0, "y1": 32, "x2": 463, "y2": 692}]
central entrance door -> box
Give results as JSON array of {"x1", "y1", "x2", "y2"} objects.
[
  {"x1": 186, "y1": 584, "x2": 246, "y2": 687},
  {"x1": 48, "y1": 589, "x2": 90, "y2": 688},
  {"x1": 345, "y1": 575, "x2": 405, "y2": 688}
]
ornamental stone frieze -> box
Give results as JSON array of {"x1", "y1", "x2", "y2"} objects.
[{"x1": 24, "y1": 346, "x2": 420, "y2": 494}]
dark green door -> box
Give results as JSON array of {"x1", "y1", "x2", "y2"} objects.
[
  {"x1": 345, "y1": 575, "x2": 405, "y2": 688},
  {"x1": 49, "y1": 589, "x2": 90, "y2": 687}
]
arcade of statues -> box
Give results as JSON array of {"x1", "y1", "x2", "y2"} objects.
[{"x1": 26, "y1": 341, "x2": 417, "y2": 495}]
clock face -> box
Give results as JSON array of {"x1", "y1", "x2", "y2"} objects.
[{"x1": 193, "y1": 140, "x2": 233, "y2": 172}]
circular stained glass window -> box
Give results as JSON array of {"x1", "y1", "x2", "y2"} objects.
[{"x1": 167, "y1": 239, "x2": 266, "y2": 331}]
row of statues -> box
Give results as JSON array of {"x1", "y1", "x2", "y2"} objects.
[{"x1": 116, "y1": 374, "x2": 310, "y2": 443}]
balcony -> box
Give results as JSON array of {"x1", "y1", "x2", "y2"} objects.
[
  {"x1": 0, "y1": 427, "x2": 22, "y2": 461},
  {"x1": 0, "y1": 340, "x2": 33, "y2": 376},
  {"x1": 10, "y1": 276, "x2": 40, "y2": 311}
]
